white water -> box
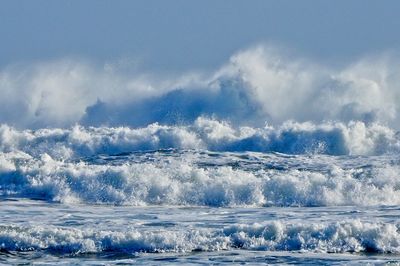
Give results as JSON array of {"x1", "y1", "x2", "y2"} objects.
[
  {"x1": 0, "y1": 150, "x2": 400, "y2": 207},
  {"x1": 1, "y1": 118, "x2": 399, "y2": 158},
  {"x1": 2, "y1": 46, "x2": 400, "y2": 265},
  {"x1": 2, "y1": 219, "x2": 400, "y2": 254},
  {"x1": 2, "y1": 200, "x2": 400, "y2": 265},
  {"x1": 1, "y1": 46, "x2": 400, "y2": 129}
]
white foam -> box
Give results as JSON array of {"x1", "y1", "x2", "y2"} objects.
[
  {"x1": 1, "y1": 220, "x2": 399, "y2": 254},
  {"x1": 1, "y1": 150, "x2": 400, "y2": 207},
  {"x1": 1, "y1": 46, "x2": 400, "y2": 129},
  {"x1": 0, "y1": 119, "x2": 399, "y2": 160}
]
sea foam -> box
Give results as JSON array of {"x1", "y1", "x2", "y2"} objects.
[
  {"x1": 0, "y1": 118, "x2": 399, "y2": 160},
  {"x1": 1, "y1": 148, "x2": 400, "y2": 207},
  {"x1": 1, "y1": 220, "x2": 399, "y2": 254}
]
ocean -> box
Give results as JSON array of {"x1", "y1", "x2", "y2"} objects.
[
  {"x1": 2, "y1": 44, "x2": 400, "y2": 264},
  {"x1": 1, "y1": 120, "x2": 400, "y2": 265}
]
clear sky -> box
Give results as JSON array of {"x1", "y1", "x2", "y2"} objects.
[{"x1": 1, "y1": 0, "x2": 400, "y2": 71}]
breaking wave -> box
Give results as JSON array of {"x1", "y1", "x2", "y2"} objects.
[
  {"x1": 1, "y1": 45, "x2": 400, "y2": 130},
  {"x1": 1, "y1": 220, "x2": 400, "y2": 254},
  {"x1": 0, "y1": 118, "x2": 399, "y2": 158},
  {"x1": 0, "y1": 148, "x2": 400, "y2": 206}
]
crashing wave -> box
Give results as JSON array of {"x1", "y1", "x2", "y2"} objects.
[
  {"x1": 1, "y1": 220, "x2": 400, "y2": 254},
  {"x1": 1, "y1": 149, "x2": 400, "y2": 206},
  {"x1": 1, "y1": 46, "x2": 400, "y2": 129},
  {"x1": 0, "y1": 118, "x2": 399, "y2": 159}
]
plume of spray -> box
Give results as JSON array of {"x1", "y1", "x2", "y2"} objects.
[{"x1": 0, "y1": 45, "x2": 399, "y2": 130}]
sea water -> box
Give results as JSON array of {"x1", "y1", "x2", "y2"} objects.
[{"x1": 1, "y1": 121, "x2": 400, "y2": 265}]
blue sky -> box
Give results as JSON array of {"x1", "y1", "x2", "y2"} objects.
[{"x1": 1, "y1": 0, "x2": 400, "y2": 71}]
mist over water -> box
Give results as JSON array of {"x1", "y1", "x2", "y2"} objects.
[
  {"x1": 3, "y1": 46, "x2": 400, "y2": 264},
  {"x1": 1, "y1": 45, "x2": 399, "y2": 130}
]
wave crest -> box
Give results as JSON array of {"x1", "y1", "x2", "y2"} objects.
[
  {"x1": 1, "y1": 46, "x2": 400, "y2": 129},
  {"x1": 1, "y1": 149, "x2": 400, "y2": 207},
  {"x1": 2, "y1": 220, "x2": 400, "y2": 254},
  {"x1": 0, "y1": 118, "x2": 399, "y2": 158}
]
